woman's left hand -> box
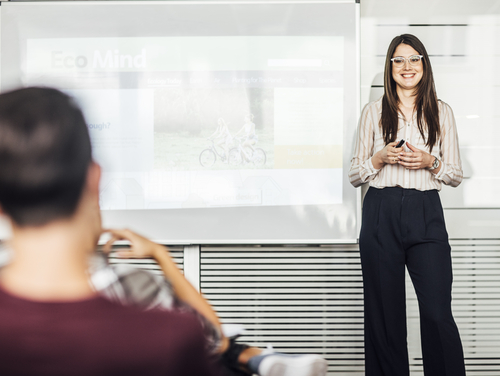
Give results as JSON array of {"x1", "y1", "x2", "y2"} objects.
[{"x1": 398, "y1": 142, "x2": 434, "y2": 170}]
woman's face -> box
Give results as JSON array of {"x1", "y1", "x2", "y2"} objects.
[{"x1": 391, "y1": 43, "x2": 424, "y2": 93}]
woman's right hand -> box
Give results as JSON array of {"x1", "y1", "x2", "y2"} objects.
[{"x1": 372, "y1": 141, "x2": 403, "y2": 169}]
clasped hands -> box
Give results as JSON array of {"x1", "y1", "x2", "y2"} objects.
[{"x1": 380, "y1": 141, "x2": 434, "y2": 170}]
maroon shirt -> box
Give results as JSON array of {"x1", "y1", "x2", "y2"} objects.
[{"x1": 0, "y1": 287, "x2": 219, "y2": 376}]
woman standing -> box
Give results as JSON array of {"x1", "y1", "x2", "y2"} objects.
[
  {"x1": 349, "y1": 34, "x2": 466, "y2": 376},
  {"x1": 234, "y1": 114, "x2": 258, "y2": 162},
  {"x1": 208, "y1": 118, "x2": 233, "y2": 162}
]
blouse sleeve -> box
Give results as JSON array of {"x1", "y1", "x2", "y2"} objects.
[
  {"x1": 348, "y1": 103, "x2": 381, "y2": 188},
  {"x1": 434, "y1": 102, "x2": 463, "y2": 187}
]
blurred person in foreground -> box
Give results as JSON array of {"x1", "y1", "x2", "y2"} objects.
[
  {"x1": 0, "y1": 87, "x2": 218, "y2": 376},
  {"x1": 0, "y1": 87, "x2": 328, "y2": 376}
]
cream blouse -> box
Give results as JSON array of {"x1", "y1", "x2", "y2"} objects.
[{"x1": 349, "y1": 97, "x2": 463, "y2": 191}]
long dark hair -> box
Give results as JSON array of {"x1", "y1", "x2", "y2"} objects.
[{"x1": 381, "y1": 34, "x2": 440, "y2": 152}]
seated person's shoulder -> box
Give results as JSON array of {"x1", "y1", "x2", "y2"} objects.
[
  {"x1": 97, "y1": 295, "x2": 204, "y2": 339},
  {"x1": 0, "y1": 293, "x2": 213, "y2": 376},
  {"x1": 102, "y1": 304, "x2": 214, "y2": 375}
]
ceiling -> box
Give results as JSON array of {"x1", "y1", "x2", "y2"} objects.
[{"x1": 361, "y1": 0, "x2": 500, "y2": 19}]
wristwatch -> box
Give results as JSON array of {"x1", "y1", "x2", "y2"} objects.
[{"x1": 428, "y1": 156, "x2": 440, "y2": 170}]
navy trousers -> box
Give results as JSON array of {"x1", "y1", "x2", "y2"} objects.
[{"x1": 359, "y1": 187, "x2": 465, "y2": 376}]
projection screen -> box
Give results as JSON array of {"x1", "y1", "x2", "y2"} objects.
[{"x1": 0, "y1": 0, "x2": 360, "y2": 244}]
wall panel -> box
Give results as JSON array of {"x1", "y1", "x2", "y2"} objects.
[
  {"x1": 200, "y1": 241, "x2": 500, "y2": 375},
  {"x1": 104, "y1": 246, "x2": 184, "y2": 275},
  {"x1": 201, "y1": 245, "x2": 364, "y2": 375}
]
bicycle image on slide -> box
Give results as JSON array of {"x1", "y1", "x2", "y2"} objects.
[
  {"x1": 228, "y1": 137, "x2": 266, "y2": 166},
  {"x1": 153, "y1": 87, "x2": 274, "y2": 171},
  {"x1": 199, "y1": 138, "x2": 230, "y2": 167},
  {"x1": 199, "y1": 114, "x2": 267, "y2": 168}
]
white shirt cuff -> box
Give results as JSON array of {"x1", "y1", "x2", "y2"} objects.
[{"x1": 366, "y1": 157, "x2": 381, "y2": 175}]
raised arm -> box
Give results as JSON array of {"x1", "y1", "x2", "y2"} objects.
[{"x1": 102, "y1": 229, "x2": 229, "y2": 353}]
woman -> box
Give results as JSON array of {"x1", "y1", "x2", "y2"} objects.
[
  {"x1": 234, "y1": 114, "x2": 258, "y2": 161},
  {"x1": 349, "y1": 34, "x2": 466, "y2": 376},
  {"x1": 208, "y1": 117, "x2": 232, "y2": 162}
]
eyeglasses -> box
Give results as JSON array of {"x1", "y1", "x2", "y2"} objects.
[{"x1": 390, "y1": 55, "x2": 424, "y2": 67}]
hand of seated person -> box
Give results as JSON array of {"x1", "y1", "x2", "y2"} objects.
[{"x1": 102, "y1": 228, "x2": 169, "y2": 261}]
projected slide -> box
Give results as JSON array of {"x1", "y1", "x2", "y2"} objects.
[{"x1": 26, "y1": 36, "x2": 344, "y2": 210}]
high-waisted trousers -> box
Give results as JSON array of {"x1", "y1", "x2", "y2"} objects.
[{"x1": 359, "y1": 187, "x2": 465, "y2": 376}]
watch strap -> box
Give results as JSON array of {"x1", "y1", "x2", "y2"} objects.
[{"x1": 428, "y1": 156, "x2": 440, "y2": 170}]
